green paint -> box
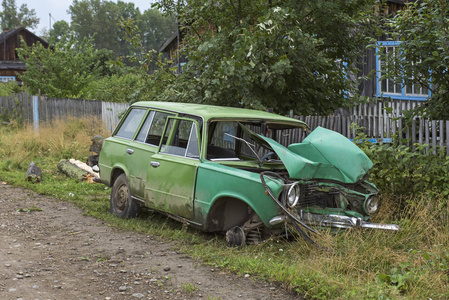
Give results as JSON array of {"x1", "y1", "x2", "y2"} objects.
[{"x1": 259, "y1": 127, "x2": 373, "y2": 183}]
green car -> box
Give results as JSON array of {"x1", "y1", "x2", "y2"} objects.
[{"x1": 98, "y1": 102, "x2": 398, "y2": 246}]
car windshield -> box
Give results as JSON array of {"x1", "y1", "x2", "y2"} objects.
[{"x1": 206, "y1": 120, "x2": 305, "y2": 161}]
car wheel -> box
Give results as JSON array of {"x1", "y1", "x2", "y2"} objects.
[{"x1": 110, "y1": 173, "x2": 140, "y2": 218}]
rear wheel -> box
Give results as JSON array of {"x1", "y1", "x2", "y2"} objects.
[{"x1": 110, "y1": 173, "x2": 140, "y2": 218}]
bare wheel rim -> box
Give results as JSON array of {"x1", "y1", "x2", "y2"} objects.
[{"x1": 114, "y1": 184, "x2": 129, "y2": 213}]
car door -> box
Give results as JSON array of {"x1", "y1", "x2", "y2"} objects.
[
  {"x1": 145, "y1": 117, "x2": 201, "y2": 219},
  {"x1": 126, "y1": 110, "x2": 174, "y2": 199}
]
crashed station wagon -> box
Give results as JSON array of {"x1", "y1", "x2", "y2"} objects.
[{"x1": 98, "y1": 102, "x2": 398, "y2": 246}]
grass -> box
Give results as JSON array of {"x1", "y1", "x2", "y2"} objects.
[{"x1": 1, "y1": 118, "x2": 449, "y2": 299}]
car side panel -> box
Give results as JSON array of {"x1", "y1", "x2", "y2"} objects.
[
  {"x1": 99, "y1": 137, "x2": 130, "y2": 187},
  {"x1": 193, "y1": 162, "x2": 283, "y2": 229}
]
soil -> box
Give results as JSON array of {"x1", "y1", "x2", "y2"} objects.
[{"x1": 0, "y1": 183, "x2": 300, "y2": 300}]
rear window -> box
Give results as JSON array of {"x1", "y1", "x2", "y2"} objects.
[{"x1": 114, "y1": 108, "x2": 146, "y2": 139}]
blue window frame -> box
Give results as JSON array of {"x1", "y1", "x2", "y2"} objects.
[
  {"x1": 0, "y1": 76, "x2": 15, "y2": 83},
  {"x1": 376, "y1": 41, "x2": 430, "y2": 101}
]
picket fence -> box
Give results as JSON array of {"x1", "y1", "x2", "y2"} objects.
[{"x1": 0, "y1": 93, "x2": 446, "y2": 154}]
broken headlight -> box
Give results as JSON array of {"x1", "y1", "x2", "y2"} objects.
[
  {"x1": 364, "y1": 196, "x2": 379, "y2": 215},
  {"x1": 287, "y1": 183, "x2": 300, "y2": 208}
]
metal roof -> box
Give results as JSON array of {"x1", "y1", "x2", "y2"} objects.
[{"x1": 131, "y1": 101, "x2": 308, "y2": 128}]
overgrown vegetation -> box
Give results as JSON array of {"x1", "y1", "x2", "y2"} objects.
[
  {"x1": 153, "y1": 0, "x2": 378, "y2": 115},
  {"x1": 354, "y1": 125, "x2": 449, "y2": 199},
  {"x1": 1, "y1": 119, "x2": 448, "y2": 299}
]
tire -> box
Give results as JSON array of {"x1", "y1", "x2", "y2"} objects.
[{"x1": 110, "y1": 173, "x2": 140, "y2": 218}]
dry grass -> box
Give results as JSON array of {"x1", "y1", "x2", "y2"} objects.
[{"x1": 0, "y1": 116, "x2": 110, "y2": 170}]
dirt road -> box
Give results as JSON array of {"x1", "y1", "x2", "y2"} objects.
[{"x1": 0, "y1": 183, "x2": 299, "y2": 300}]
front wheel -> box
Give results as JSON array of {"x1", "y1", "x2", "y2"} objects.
[{"x1": 110, "y1": 173, "x2": 140, "y2": 218}]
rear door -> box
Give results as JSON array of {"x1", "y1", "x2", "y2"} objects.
[
  {"x1": 124, "y1": 110, "x2": 171, "y2": 198},
  {"x1": 145, "y1": 117, "x2": 201, "y2": 219}
]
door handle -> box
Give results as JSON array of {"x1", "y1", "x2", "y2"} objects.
[
  {"x1": 126, "y1": 148, "x2": 134, "y2": 155},
  {"x1": 150, "y1": 161, "x2": 160, "y2": 168}
]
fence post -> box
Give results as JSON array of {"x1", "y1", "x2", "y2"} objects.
[{"x1": 31, "y1": 95, "x2": 39, "y2": 132}]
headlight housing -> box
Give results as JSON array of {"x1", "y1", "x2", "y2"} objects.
[
  {"x1": 364, "y1": 196, "x2": 380, "y2": 215},
  {"x1": 286, "y1": 183, "x2": 300, "y2": 208}
]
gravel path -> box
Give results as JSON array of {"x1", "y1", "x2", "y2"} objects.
[{"x1": 0, "y1": 183, "x2": 300, "y2": 300}]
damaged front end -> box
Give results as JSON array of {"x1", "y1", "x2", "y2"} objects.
[
  {"x1": 256, "y1": 127, "x2": 399, "y2": 237},
  {"x1": 262, "y1": 172, "x2": 398, "y2": 232}
]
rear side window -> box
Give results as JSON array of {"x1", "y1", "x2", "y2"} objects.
[
  {"x1": 115, "y1": 108, "x2": 146, "y2": 139},
  {"x1": 146, "y1": 111, "x2": 172, "y2": 146}
]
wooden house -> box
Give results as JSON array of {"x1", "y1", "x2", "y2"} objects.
[
  {"x1": 158, "y1": 26, "x2": 187, "y2": 74},
  {"x1": 0, "y1": 27, "x2": 49, "y2": 83}
]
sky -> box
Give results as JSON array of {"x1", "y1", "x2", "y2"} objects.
[{"x1": 16, "y1": 0, "x2": 156, "y2": 35}]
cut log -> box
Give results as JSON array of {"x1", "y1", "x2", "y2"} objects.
[
  {"x1": 58, "y1": 159, "x2": 89, "y2": 181},
  {"x1": 25, "y1": 161, "x2": 42, "y2": 183},
  {"x1": 68, "y1": 159, "x2": 99, "y2": 178}
]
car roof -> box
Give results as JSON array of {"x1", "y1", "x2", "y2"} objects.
[{"x1": 131, "y1": 101, "x2": 308, "y2": 129}]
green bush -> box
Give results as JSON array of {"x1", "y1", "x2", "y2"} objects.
[{"x1": 355, "y1": 128, "x2": 449, "y2": 199}]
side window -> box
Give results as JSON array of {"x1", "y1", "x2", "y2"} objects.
[
  {"x1": 146, "y1": 112, "x2": 172, "y2": 146},
  {"x1": 135, "y1": 111, "x2": 155, "y2": 142},
  {"x1": 160, "y1": 118, "x2": 200, "y2": 158},
  {"x1": 207, "y1": 121, "x2": 239, "y2": 159},
  {"x1": 114, "y1": 108, "x2": 146, "y2": 139}
]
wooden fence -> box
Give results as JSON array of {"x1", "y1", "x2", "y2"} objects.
[
  {"x1": 1, "y1": 94, "x2": 447, "y2": 153},
  {"x1": 0, "y1": 93, "x2": 129, "y2": 132}
]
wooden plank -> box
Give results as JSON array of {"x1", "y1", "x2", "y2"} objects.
[
  {"x1": 432, "y1": 120, "x2": 437, "y2": 153},
  {"x1": 440, "y1": 120, "x2": 444, "y2": 149},
  {"x1": 419, "y1": 119, "x2": 423, "y2": 145},
  {"x1": 411, "y1": 119, "x2": 416, "y2": 149},
  {"x1": 446, "y1": 121, "x2": 449, "y2": 156}
]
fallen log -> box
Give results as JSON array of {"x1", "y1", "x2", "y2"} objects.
[
  {"x1": 69, "y1": 159, "x2": 99, "y2": 178},
  {"x1": 58, "y1": 159, "x2": 89, "y2": 181}
]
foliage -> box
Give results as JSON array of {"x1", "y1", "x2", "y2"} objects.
[
  {"x1": 1, "y1": 119, "x2": 449, "y2": 299},
  {"x1": 50, "y1": 20, "x2": 71, "y2": 44},
  {"x1": 354, "y1": 125, "x2": 449, "y2": 198},
  {"x1": 82, "y1": 73, "x2": 147, "y2": 103},
  {"x1": 0, "y1": 81, "x2": 23, "y2": 97},
  {"x1": 106, "y1": 18, "x2": 179, "y2": 103},
  {"x1": 381, "y1": 0, "x2": 449, "y2": 119},
  {"x1": 17, "y1": 34, "x2": 116, "y2": 98},
  {"x1": 153, "y1": 0, "x2": 377, "y2": 115},
  {"x1": 0, "y1": 0, "x2": 39, "y2": 29},
  {"x1": 68, "y1": 0, "x2": 176, "y2": 66}
]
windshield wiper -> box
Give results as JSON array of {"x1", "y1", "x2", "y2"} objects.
[{"x1": 224, "y1": 133, "x2": 263, "y2": 165}]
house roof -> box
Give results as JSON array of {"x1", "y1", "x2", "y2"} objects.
[
  {"x1": 158, "y1": 31, "x2": 178, "y2": 53},
  {"x1": 0, "y1": 26, "x2": 49, "y2": 47}
]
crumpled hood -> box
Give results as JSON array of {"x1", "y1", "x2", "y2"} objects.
[{"x1": 258, "y1": 127, "x2": 373, "y2": 184}]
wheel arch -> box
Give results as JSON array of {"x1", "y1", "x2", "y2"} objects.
[
  {"x1": 205, "y1": 196, "x2": 256, "y2": 232},
  {"x1": 110, "y1": 166, "x2": 128, "y2": 187}
]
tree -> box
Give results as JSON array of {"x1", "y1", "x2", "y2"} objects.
[
  {"x1": 17, "y1": 34, "x2": 112, "y2": 98},
  {"x1": 0, "y1": 0, "x2": 39, "y2": 29},
  {"x1": 68, "y1": 0, "x2": 176, "y2": 61},
  {"x1": 50, "y1": 20, "x2": 71, "y2": 44},
  {"x1": 381, "y1": 0, "x2": 449, "y2": 119},
  {"x1": 152, "y1": 0, "x2": 376, "y2": 115}
]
